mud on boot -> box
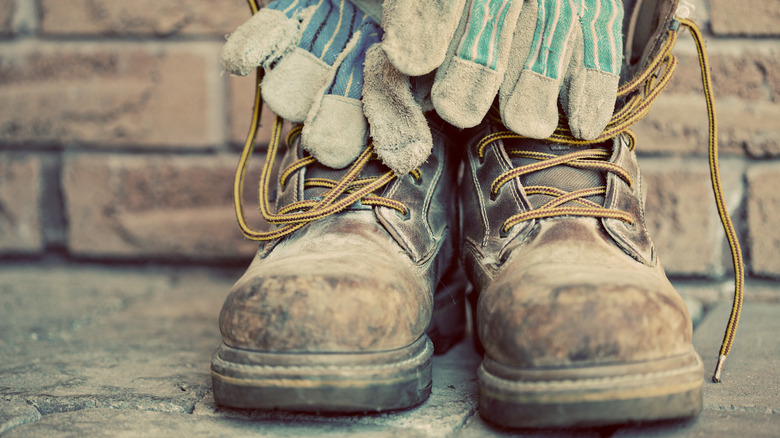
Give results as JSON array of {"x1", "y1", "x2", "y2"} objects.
[
  {"x1": 211, "y1": 113, "x2": 466, "y2": 412},
  {"x1": 459, "y1": 0, "x2": 743, "y2": 427}
]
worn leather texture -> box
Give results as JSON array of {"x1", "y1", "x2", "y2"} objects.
[
  {"x1": 460, "y1": 121, "x2": 693, "y2": 368},
  {"x1": 622, "y1": 0, "x2": 678, "y2": 83},
  {"x1": 220, "y1": 118, "x2": 459, "y2": 353}
]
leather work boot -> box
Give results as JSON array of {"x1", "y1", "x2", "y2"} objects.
[
  {"x1": 211, "y1": 115, "x2": 466, "y2": 412},
  {"x1": 460, "y1": 0, "x2": 709, "y2": 428}
]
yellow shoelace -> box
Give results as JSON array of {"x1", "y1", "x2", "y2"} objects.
[
  {"x1": 235, "y1": 0, "x2": 742, "y2": 383},
  {"x1": 234, "y1": 116, "x2": 412, "y2": 241},
  {"x1": 478, "y1": 18, "x2": 742, "y2": 383}
]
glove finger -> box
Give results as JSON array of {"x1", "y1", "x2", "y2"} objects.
[
  {"x1": 381, "y1": 0, "x2": 467, "y2": 76},
  {"x1": 363, "y1": 44, "x2": 432, "y2": 176},
  {"x1": 562, "y1": 63, "x2": 619, "y2": 140},
  {"x1": 432, "y1": 59, "x2": 502, "y2": 128},
  {"x1": 261, "y1": 48, "x2": 331, "y2": 122},
  {"x1": 302, "y1": 95, "x2": 368, "y2": 169},
  {"x1": 432, "y1": 0, "x2": 524, "y2": 128},
  {"x1": 502, "y1": 0, "x2": 577, "y2": 138},
  {"x1": 562, "y1": 0, "x2": 623, "y2": 139},
  {"x1": 263, "y1": 0, "x2": 370, "y2": 123},
  {"x1": 221, "y1": 0, "x2": 317, "y2": 76},
  {"x1": 499, "y1": 0, "x2": 538, "y2": 116},
  {"x1": 302, "y1": 20, "x2": 382, "y2": 168}
]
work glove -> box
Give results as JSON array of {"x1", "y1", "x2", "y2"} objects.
[
  {"x1": 223, "y1": 0, "x2": 432, "y2": 175},
  {"x1": 382, "y1": 0, "x2": 625, "y2": 140},
  {"x1": 221, "y1": 0, "x2": 384, "y2": 169}
]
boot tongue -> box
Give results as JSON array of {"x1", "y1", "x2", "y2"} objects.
[{"x1": 504, "y1": 138, "x2": 610, "y2": 210}]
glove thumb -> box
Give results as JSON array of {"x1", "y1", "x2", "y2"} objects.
[{"x1": 363, "y1": 44, "x2": 432, "y2": 175}]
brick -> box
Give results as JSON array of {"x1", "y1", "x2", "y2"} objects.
[
  {"x1": 710, "y1": 0, "x2": 780, "y2": 36},
  {"x1": 633, "y1": 93, "x2": 780, "y2": 157},
  {"x1": 39, "y1": 0, "x2": 249, "y2": 37},
  {"x1": 693, "y1": 303, "x2": 780, "y2": 414},
  {"x1": 632, "y1": 38, "x2": 780, "y2": 157},
  {"x1": 0, "y1": 41, "x2": 223, "y2": 148},
  {"x1": 747, "y1": 163, "x2": 780, "y2": 278},
  {"x1": 0, "y1": 153, "x2": 43, "y2": 254},
  {"x1": 640, "y1": 157, "x2": 743, "y2": 278},
  {"x1": 0, "y1": 153, "x2": 43, "y2": 253},
  {"x1": 742, "y1": 280, "x2": 780, "y2": 303},
  {"x1": 63, "y1": 153, "x2": 268, "y2": 261},
  {"x1": 228, "y1": 74, "x2": 275, "y2": 147},
  {"x1": 0, "y1": 0, "x2": 14, "y2": 36},
  {"x1": 664, "y1": 38, "x2": 780, "y2": 102}
]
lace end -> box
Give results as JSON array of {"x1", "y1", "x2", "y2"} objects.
[{"x1": 712, "y1": 355, "x2": 727, "y2": 383}]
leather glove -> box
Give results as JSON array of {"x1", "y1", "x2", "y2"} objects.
[
  {"x1": 221, "y1": 0, "x2": 383, "y2": 169},
  {"x1": 222, "y1": 0, "x2": 431, "y2": 174},
  {"x1": 382, "y1": 0, "x2": 624, "y2": 140}
]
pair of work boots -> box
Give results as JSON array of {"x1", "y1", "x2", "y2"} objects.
[
  {"x1": 212, "y1": 114, "x2": 702, "y2": 428},
  {"x1": 211, "y1": 1, "x2": 709, "y2": 429}
]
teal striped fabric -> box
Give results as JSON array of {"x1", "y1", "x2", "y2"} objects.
[
  {"x1": 455, "y1": 0, "x2": 623, "y2": 77},
  {"x1": 267, "y1": 0, "x2": 382, "y2": 100},
  {"x1": 580, "y1": 0, "x2": 623, "y2": 74},
  {"x1": 457, "y1": 0, "x2": 515, "y2": 71},
  {"x1": 525, "y1": 0, "x2": 578, "y2": 79},
  {"x1": 524, "y1": 0, "x2": 623, "y2": 79}
]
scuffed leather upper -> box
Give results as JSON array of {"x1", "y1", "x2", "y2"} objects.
[
  {"x1": 220, "y1": 119, "x2": 458, "y2": 353},
  {"x1": 461, "y1": 121, "x2": 693, "y2": 368}
]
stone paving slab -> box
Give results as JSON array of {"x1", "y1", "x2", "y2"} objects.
[
  {"x1": 1, "y1": 266, "x2": 778, "y2": 437},
  {"x1": 191, "y1": 339, "x2": 480, "y2": 437},
  {"x1": 0, "y1": 266, "x2": 235, "y2": 431},
  {"x1": 457, "y1": 407, "x2": 780, "y2": 438},
  {"x1": 0, "y1": 398, "x2": 40, "y2": 436},
  {"x1": 2, "y1": 409, "x2": 398, "y2": 438},
  {"x1": 611, "y1": 410, "x2": 780, "y2": 437},
  {"x1": 0, "y1": 265, "x2": 481, "y2": 437},
  {"x1": 692, "y1": 303, "x2": 780, "y2": 415}
]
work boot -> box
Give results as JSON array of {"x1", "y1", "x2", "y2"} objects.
[
  {"x1": 460, "y1": 0, "x2": 719, "y2": 427},
  {"x1": 211, "y1": 114, "x2": 466, "y2": 412}
]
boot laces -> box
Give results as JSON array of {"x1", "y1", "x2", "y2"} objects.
[
  {"x1": 233, "y1": 0, "x2": 413, "y2": 242},
  {"x1": 477, "y1": 18, "x2": 743, "y2": 383},
  {"x1": 234, "y1": 117, "x2": 415, "y2": 242}
]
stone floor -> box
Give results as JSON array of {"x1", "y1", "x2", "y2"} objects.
[{"x1": 0, "y1": 264, "x2": 778, "y2": 437}]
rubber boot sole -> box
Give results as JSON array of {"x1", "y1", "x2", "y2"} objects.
[
  {"x1": 211, "y1": 276, "x2": 466, "y2": 412},
  {"x1": 478, "y1": 349, "x2": 704, "y2": 428},
  {"x1": 212, "y1": 335, "x2": 433, "y2": 412}
]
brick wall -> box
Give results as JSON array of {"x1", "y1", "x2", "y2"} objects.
[{"x1": 0, "y1": 1, "x2": 778, "y2": 302}]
